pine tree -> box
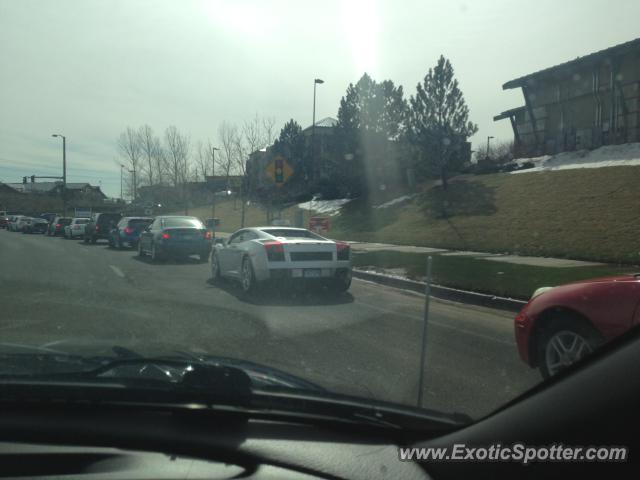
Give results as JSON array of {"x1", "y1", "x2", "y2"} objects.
[
  {"x1": 335, "y1": 74, "x2": 408, "y2": 197},
  {"x1": 408, "y1": 55, "x2": 478, "y2": 189}
]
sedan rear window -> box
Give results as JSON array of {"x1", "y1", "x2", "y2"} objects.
[
  {"x1": 129, "y1": 219, "x2": 152, "y2": 228},
  {"x1": 263, "y1": 229, "x2": 324, "y2": 240},
  {"x1": 163, "y1": 217, "x2": 203, "y2": 228}
]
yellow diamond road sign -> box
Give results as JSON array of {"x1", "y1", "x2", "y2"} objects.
[{"x1": 265, "y1": 155, "x2": 294, "y2": 187}]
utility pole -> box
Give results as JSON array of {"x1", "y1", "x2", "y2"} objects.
[
  {"x1": 52, "y1": 134, "x2": 67, "y2": 215},
  {"x1": 312, "y1": 78, "x2": 324, "y2": 182}
]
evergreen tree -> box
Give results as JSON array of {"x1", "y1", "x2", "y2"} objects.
[{"x1": 407, "y1": 55, "x2": 478, "y2": 189}]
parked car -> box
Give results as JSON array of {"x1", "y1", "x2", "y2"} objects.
[
  {"x1": 5, "y1": 215, "x2": 18, "y2": 231},
  {"x1": 22, "y1": 217, "x2": 49, "y2": 234},
  {"x1": 39, "y1": 212, "x2": 58, "y2": 225},
  {"x1": 83, "y1": 212, "x2": 122, "y2": 244},
  {"x1": 137, "y1": 216, "x2": 211, "y2": 262},
  {"x1": 0, "y1": 215, "x2": 8, "y2": 229},
  {"x1": 9, "y1": 215, "x2": 29, "y2": 232},
  {"x1": 515, "y1": 274, "x2": 640, "y2": 379},
  {"x1": 210, "y1": 227, "x2": 352, "y2": 295},
  {"x1": 108, "y1": 217, "x2": 153, "y2": 249},
  {"x1": 64, "y1": 217, "x2": 91, "y2": 239},
  {"x1": 47, "y1": 217, "x2": 72, "y2": 236}
]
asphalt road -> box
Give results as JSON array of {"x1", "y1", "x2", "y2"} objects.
[{"x1": 0, "y1": 229, "x2": 541, "y2": 418}]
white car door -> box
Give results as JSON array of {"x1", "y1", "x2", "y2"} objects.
[{"x1": 218, "y1": 231, "x2": 245, "y2": 277}]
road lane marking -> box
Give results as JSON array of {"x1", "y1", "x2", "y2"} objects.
[{"x1": 109, "y1": 265, "x2": 125, "y2": 278}]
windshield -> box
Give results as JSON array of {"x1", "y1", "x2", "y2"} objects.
[
  {"x1": 1, "y1": 0, "x2": 639, "y2": 427},
  {"x1": 128, "y1": 219, "x2": 152, "y2": 227},
  {"x1": 163, "y1": 217, "x2": 204, "y2": 228}
]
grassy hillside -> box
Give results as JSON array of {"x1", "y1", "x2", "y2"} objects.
[
  {"x1": 171, "y1": 198, "x2": 311, "y2": 233},
  {"x1": 331, "y1": 167, "x2": 640, "y2": 264}
]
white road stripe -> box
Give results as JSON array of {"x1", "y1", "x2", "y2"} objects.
[{"x1": 109, "y1": 265, "x2": 125, "y2": 278}]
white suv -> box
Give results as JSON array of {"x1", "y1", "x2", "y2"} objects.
[{"x1": 64, "y1": 218, "x2": 91, "y2": 239}]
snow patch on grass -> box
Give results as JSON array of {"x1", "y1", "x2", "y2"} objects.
[
  {"x1": 297, "y1": 198, "x2": 351, "y2": 215},
  {"x1": 512, "y1": 143, "x2": 640, "y2": 174}
]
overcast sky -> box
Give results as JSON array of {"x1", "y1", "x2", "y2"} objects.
[{"x1": 1, "y1": 0, "x2": 639, "y2": 197}]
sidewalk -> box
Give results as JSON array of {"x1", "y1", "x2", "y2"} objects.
[
  {"x1": 347, "y1": 241, "x2": 604, "y2": 268},
  {"x1": 215, "y1": 231, "x2": 604, "y2": 268}
]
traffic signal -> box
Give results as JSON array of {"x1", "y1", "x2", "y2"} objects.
[
  {"x1": 22, "y1": 176, "x2": 27, "y2": 184},
  {"x1": 30, "y1": 175, "x2": 35, "y2": 183},
  {"x1": 275, "y1": 157, "x2": 284, "y2": 184}
]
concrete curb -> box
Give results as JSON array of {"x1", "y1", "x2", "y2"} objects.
[{"x1": 352, "y1": 269, "x2": 527, "y2": 313}]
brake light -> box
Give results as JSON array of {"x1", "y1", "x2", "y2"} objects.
[
  {"x1": 264, "y1": 241, "x2": 285, "y2": 261},
  {"x1": 161, "y1": 232, "x2": 170, "y2": 239},
  {"x1": 336, "y1": 241, "x2": 350, "y2": 261},
  {"x1": 55, "y1": 223, "x2": 61, "y2": 229},
  {"x1": 204, "y1": 231, "x2": 213, "y2": 240},
  {"x1": 124, "y1": 227, "x2": 133, "y2": 235},
  {"x1": 95, "y1": 225, "x2": 100, "y2": 231}
]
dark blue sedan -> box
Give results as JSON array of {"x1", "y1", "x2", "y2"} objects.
[
  {"x1": 108, "y1": 217, "x2": 153, "y2": 249},
  {"x1": 137, "y1": 216, "x2": 212, "y2": 262}
]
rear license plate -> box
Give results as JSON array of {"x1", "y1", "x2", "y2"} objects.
[{"x1": 304, "y1": 269, "x2": 321, "y2": 278}]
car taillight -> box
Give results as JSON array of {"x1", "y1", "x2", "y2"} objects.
[
  {"x1": 55, "y1": 223, "x2": 61, "y2": 229},
  {"x1": 204, "y1": 231, "x2": 213, "y2": 240},
  {"x1": 336, "y1": 241, "x2": 350, "y2": 260},
  {"x1": 95, "y1": 225, "x2": 100, "y2": 231},
  {"x1": 264, "y1": 241, "x2": 284, "y2": 261},
  {"x1": 514, "y1": 302, "x2": 531, "y2": 328},
  {"x1": 124, "y1": 227, "x2": 133, "y2": 234},
  {"x1": 161, "y1": 232, "x2": 170, "y2": 239}
]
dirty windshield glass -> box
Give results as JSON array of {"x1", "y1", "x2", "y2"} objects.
[{"x1": 1, "y1": 0, "x2": 639, "y2": 423}]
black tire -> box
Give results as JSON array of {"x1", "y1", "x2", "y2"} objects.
[
  {"x1": 329, "y1": 269, "x2": 352, "y2": 293},
  {"x1": 108, "y1": 236, "x2": 115, "y2": 248},
  {"x1": 198, "y1": 251, "x2": 209, "y2": 263},
  {"x1": 210, "y1": 252, "x2": 221, "y2": 281},
  {"x1": 137, "y1": 240, "x2": 145, "y2": 257},
  {"x1": 537, "y1": 315, "x2": 603, "y2": 379},
  {"x1": 116, "y1": 236, "x2": 123, "y2": 249},
  {"x1": 83, "y1": 235, "x2": 89, "y2": 244},
  {"x1": 151, "y1": 242, "x2": 163, "y2": 263},
  {"x1": 90, "y1": 235, "x2": 97, "y2": 244},
  {"x1": 240, "y1": 257, "x2": 256, "y2": 295}
]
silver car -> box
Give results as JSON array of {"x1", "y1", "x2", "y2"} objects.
[
  {"x1": 8, "y1": 215, "x2": 29, "y2": 232},
  {"x1": 64, "y1": 217, "x2": 91, "y2": 239},
  {"x1": 210, "y1": 227, "x2": 352, "y2": 294}
]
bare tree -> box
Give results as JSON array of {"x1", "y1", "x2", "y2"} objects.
[
  {"x1": 218, "y1": 122, "x2": 239, "y2": 187},
  {"x1": 138, "y1": 125, "x2": 162, "y2": 186},
  {"x1": 164, "y1": 126, "x2": 191, "y2": 213},
  {"x1": 474, "y1": 140, "x2": 515, "y2": 165},
  {"x1": 195, "y1": 140, "x2": 209, "y2": 181},
  {"x1": 117, "y1": 126, "x2": 142, "y2": 200},
  {"x1": 262, "y1": 116, "x2": 277, "y2": 146}
]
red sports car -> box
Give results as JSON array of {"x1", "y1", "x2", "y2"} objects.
[{"x1": 515, "y1": 274, "x2": 640, "y2": 378}]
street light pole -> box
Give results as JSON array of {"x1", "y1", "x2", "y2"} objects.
[
  {"x1": 486, "y1": 136, "x2": 494, "y2": 158},
  {"x1": 210, "y1": 146, "x2": 219, "y2": 219},
  {"x1": 120, "y1": 164, "x2": 125, "y2": 200},
  {"x1": 312, "y1": 78, "x2": 324, "y2": 182},
  {"x1": 52, "y1": 134, "x2": 67, "y2": 215}
]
